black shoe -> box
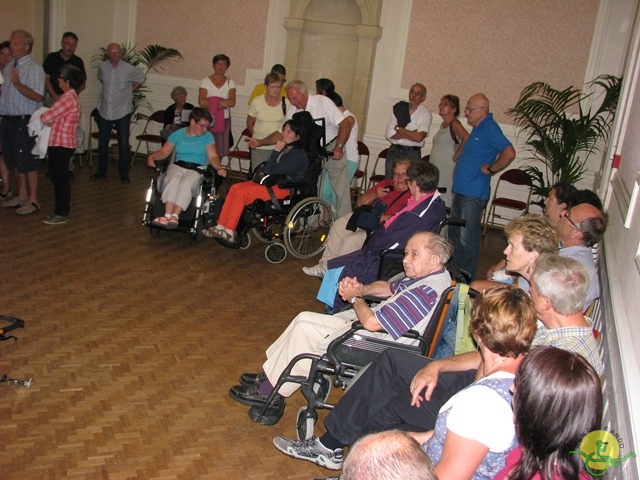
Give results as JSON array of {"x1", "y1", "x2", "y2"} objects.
[
  {"x1": 229, "y1": 383, "x2": 282, "y2": 407},
  {"x1": 248, "y1": 397, "x2": 286, "y2": 425},
  {"x1": 90, "y1": 172, "x2": 106, "y2": 180},
  {"x1": 120, "y1": 175, "x2": 130, "y2": 184},
  {"x1": 239, "y1": 372, "x2": 267, "y2": 387}
]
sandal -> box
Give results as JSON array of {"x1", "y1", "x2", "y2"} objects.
[
  {"x1": 152, "y1": 216, "x2": 169, "y2": 227},
  {"x1": 167, "y1": 214, "x2": 179, "y2": 229},
  {"x1": 202, "y1": 226, "x2": 217, "y2": 238}
]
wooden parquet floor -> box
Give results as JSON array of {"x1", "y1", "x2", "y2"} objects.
[{"x1": 0, "y1": 159, "x2": 506, "y2": 480}]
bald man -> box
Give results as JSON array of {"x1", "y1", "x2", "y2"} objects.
[
  {"x1": 91, "y1": 42, "x2": 145, "y2": 184},
  {"x1": 384, "y1": 83, "x2": 432, "y2": 177},
  {"x1": 448, "y1": 93, "x2": 516, "y2": 279}
]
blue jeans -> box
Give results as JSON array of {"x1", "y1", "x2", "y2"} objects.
[
  {"x1": 447, "y1": 193, "x2": 488, "y2": 280},
  {"x1": 97, "y1": 112, "x2": 132, "y2": 176}
]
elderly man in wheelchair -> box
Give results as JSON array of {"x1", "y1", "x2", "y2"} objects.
[
  {"x1": 229, "y1": 231, "x2": 453, "y2": 422},
  {"x1": 146, "y1": 107, "x2": 227, "y2": 228}
]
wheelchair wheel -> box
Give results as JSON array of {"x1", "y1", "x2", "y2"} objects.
[
  {"x1": 283, "y1": 197, "x2": 333, "y2": 259},
  {"x1": 190, "y1": 227, "x2": 204, "y2": 243},
  {"x1": 238, "y1": 231, "x2": 251, "y2": 250},
  {"x1": 296, "y1": 407, "x2": 318, "y2": 441},
  {"x1": 265, "y1": 241, "x2": 287, "y2": 263}
]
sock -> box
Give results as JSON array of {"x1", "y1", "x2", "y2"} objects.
[
  {"x1": 224, "y1": 228, "x2": 234, "y2": 236},
  {"x1": 258, "y1": 378, "x2": 274, "y2": 396},
  {"x1": 318, "y1": 432, "x2": 345, "y2": 451}
]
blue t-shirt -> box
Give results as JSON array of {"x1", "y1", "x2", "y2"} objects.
[
  {"x1": 167, "y1": 128, "x2": 215, "y2": 166},
  {"x1": 452, "y1": 114, "x2": 511, "y2": 200}
]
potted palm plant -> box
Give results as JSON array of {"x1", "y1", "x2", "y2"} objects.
[
  {"x1": 92, "y1": 43, "x2": 183, "y2": 123},
  {"x1": 506, "y1": 75, "x2": 621, "y2": 209}
]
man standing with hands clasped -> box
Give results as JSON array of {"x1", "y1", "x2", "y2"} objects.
[{"x1": 91, "y1": 43, "x2": 145, "y2": 184}]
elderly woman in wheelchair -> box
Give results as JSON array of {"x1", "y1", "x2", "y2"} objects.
[
  {"x1": 146, "y1": 107, "x2": 227, "y2": 228},
  {"x1": 228, "y1": 231, "x2": 453, "y2": 423},
  {"x1": 204, "y1": 118, "x2": 309, "y2": 245}
]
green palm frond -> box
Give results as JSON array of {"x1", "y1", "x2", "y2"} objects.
[
  {"x1": 506, "y1": 75, "x2": 621, "y2": 206},
  {"x1": 92, "y1": 42, "x2": 183, "y2": 123}
]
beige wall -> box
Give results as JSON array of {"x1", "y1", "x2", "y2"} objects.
[
  {"x1": 0, "y1": 0, "x2": 45, "y2": 62},
  {"x1": 135, "y1": 0, "x2": 270, "y2": 84}
]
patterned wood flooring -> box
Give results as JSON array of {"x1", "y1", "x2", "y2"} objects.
[{"x1": 0, "y1": 159, "x2": 506, "y2": 480}]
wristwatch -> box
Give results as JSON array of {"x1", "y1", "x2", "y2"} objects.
[
  {"x1": 337, "y1": 143, "x2": 344, "y2": 148},
  {"x1": 349, "y1": 295, "x2": 363, "y2": 305}
]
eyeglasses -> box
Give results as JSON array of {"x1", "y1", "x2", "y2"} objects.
[
  {"x1": 196, "y1": 122, "x2": 210, "y2": 130},
  {"x1": 409, "y1": 90, "x2": 425, "y2": 96},
  {"x1": 393, "y1": 172, "x2": 408, "y2": 178},
  {"x1": 62, "y1": 41, "x2": 77, "y2": 47},
  {"x1": 464, "y1": 107, "x2": 483, "y2": 113},
  {"x1": 562, "y1": 211, "x2": 581, "y2": 230}
]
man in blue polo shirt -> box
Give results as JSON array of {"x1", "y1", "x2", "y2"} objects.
[{"x1": 448, "y1": 93, "x2": 515, "y2": 279}]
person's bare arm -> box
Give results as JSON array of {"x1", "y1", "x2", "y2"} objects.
[
  {"x1": 248, "y1": 130, "x2": 280, "y2": 148},
  {"x1": 480, "y1": 145, "x2": 516, "y2": 175},
  {"x1": 206, "y1": 143, "x2": 227, "y2": 177},
  {"x1": 356, "y1": 185, "x2": 388, "y2": 207},
  {"x1": 219, "y1": 88, "x2": 236, "y2": 109},
  {"x1": 410, "y1": 352, "x2": 482, "y2": 406},
  {"x1": 332, "y1": 117, "x2": 352, "y2": 160},
  {"x1": 146, "y1": 142, "x2": 175, "y2": 167},
  {"x1": 132, "y1": 82, "x2": 143, "y2": 92},
  {"x1": 76, "y1": 79, "x2": 86, "y2": 95},
  {"x1": 198, "y1": 87, "x2": 209, "y2": 108},
  {"x1": 44, "y1": 74, "x2": 58, "y2": 102},
  {"x1": 246, "y1": 115, "x2": 256, "y2": 136},
  {"x1": 434, "y1": 430, "x2": 490, "y2": 480},
  {"x1": 393, "y1": 127, "x2": 427, "y2": 143},
  {"x1": 451, "y1": 119, "x2": 469, "y2": 163}
]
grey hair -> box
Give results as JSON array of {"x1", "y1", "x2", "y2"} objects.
[
  {"x1": 531, "y1": 254, "x2": 589, "y2": 315},
  {"x1": 170, "y1": 86, "x2": 187, "y2": 102},
  {"x1": 286, "y1": 79, "x2": 307, "y2": 93},
  {"x1": 11, "y1": 30, "x2": 34, "y2": 52},
  {"x1": 424, "y1": 232, "x2": 453, "y2": 265}
]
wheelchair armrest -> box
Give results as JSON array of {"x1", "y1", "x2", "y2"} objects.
[
  {"x1": 154, "y1": 159, "x2": 170, "y2": 173},
  {"x1": 278, "y1": 180, "x2": 309, "y2": 190}
]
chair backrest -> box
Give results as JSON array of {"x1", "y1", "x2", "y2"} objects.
[
  {"x1": 425, "y1": 284, "x2": 457, "y2": 357},
  {"x1": 231, "y1": 128, "x2": 253, "y2": 152},
  {"x1": 149, "y1": 110, "x2": 165, "y2": 124},
  {"x1": 499, "y1": 168, "x2": 532, "y2": 186},
  {"x1": 421, "y1": 154, "x2": 430, "y2": 163},
  {"x1": 357, "y1": 140, "x2": 370, "y2": 156}
]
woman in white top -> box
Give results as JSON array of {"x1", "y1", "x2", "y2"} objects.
[
  {"x1": 411, "y1": 285, "x2": 537, "y2": 480},
  {"x1": 198, "y1": 53, "x2": 235, "y2": 158},
  {"x1": 246, "y1": 72, "x2": 289, "y2": 172},
  {"x1": 429, "y1": 95, "x2": 469, "y2": 206}
]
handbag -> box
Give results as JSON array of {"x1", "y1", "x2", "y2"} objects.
[{"x1": 346, "y1": 198, "x2": 387, "y2": 232}]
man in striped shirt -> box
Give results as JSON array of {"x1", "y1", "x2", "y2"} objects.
[{"x1": 228, "y1": 231, "x2": 452, "y2": 416}]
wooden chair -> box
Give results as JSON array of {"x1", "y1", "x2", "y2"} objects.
[
  {"x1": 131, "y1": 110, "x2": 165, "y2": 164},
  {"x1": 225, "y1": 128, "x2": 252, "y2": 178},
  {"x1": 367, "y1": 147, "x2": 389, "y2": 189},
  {"x1": 350, "y1": 140, "x2": 370, "y2": 204},
  {"x1": 483, "y1": 168, "x2": 533, "y2": 235}
]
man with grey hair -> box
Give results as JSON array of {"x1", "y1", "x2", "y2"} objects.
[
  {"x1": 341, "y1": 430, "x2": 437, "y2": 480},
  {"x1": 0, "y1": 29, "x2": 45, "y2": 215},
  {"x1": 254, "y1": 79, "x2": 355, "y2": 217},
  {"x1": 91, "y1": 42, "x2": 145, "y2": 184},
  {"x1": 272, "y1": 255, "x2": 602, "y2": 471},
  {"x1": 230, "y1": 231, "x2": 453, "y2": 427}
]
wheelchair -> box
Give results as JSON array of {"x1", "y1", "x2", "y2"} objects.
[
  {"x1": 215, "y1": 114, "x2": 335, "y2": 263},
  {"x1": 142, "y1": 159, "x2": 222, "y2": 242}
]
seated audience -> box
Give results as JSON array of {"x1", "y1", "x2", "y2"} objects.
[
  {"x1": 162, "y1": 86, "x2": 194, "y2": 140},
  {"x1": 205, "y1": 118, "x2": 308, "y2": 243},
  {"x1": 302, "y1": 157, "x2": 412, "y2": 278},
  {"x1": 494, "y1": 346, "x2": 602, "y2": 480},
  {"x1": 274, "y1": 285, "x2": 537, "y2": 477},
  {"x1": 229, "y1": 232, "x2": 453, "y2": 421},
  {"x1": 472, "y1": 214, "x2": 558, "y2": 291},
  {"x1": 270, "y1": 255, "x2": 603, "y2": 472},
  {"x1": 146, "y1": 108, "x2": 226, "y2": 228},
  {"x1": 341, "y1": 430, "x2": 438, "y2": 480},
  {"x1": 246, "y1": 72, "x2": 290, "y2": 172},
  {"x1": 320, "y1": 161, "x2": 446, "y2": 313}
]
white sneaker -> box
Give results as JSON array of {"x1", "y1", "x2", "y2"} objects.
[{"x1": 302, "y1": 264, "x2": 326, "y2": 278}]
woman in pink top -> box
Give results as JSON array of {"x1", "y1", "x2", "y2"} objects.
[
  {"x1": 40, "y1": 64, "x2": 82, "y2": 224},
  {"x1": 198, "y1": 54, "x2": 235, "y2": 158},
  {"x1": 494, "y1": 346, "x2": 602, "y2": 480}
]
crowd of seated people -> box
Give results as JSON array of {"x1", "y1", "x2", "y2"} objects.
[{"x1": 229, "y1": 231, "x2": 453, "y2": 423}]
